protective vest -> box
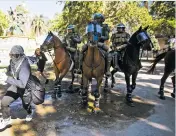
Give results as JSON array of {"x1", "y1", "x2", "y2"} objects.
[
  {"x1": 99, "y1": 24, "x2": 110, "y2": 43},
  {"x1": 86, "y1": 22, "x2": 102, "y2": 42},
  {"x1": 65, "y1": 32, "x2": 80, "y2": 49},
  {"x1": 112, "y1": 32, "x2": 130, "y2": 47}
]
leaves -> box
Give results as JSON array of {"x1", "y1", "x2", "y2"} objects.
[{"x1": 0, "y1": 10, "x2": 9, "y2": 36}]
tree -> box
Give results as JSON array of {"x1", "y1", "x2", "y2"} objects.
[
  {"x1": 0, "y1": 10, "x2": 9, "y2": 36},
  {"x1": 150, "y1": 1, "x2": 175, "y2": 36},
  {"x1": 150, "y1": 1, "x2": 175, "y2": 19},
  {"x1": 51, "y1": 1, "x2": 102, "y2": 35},
  {"x1": 31, "y1": 15, "x2": 47, "y2": 37},
  {"x1": 104, "y1": 2, "x2": 153, "y2": 34},
  {"x1": 8, "y1": 3, "x2": 29, "y2": 36}
]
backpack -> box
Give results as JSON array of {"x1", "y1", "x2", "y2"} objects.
[
  {"x1": 11, "y1": 58, "x2": 45, "y2": 105},
  {"x1": 26, "y1": 74, "x2": 45, "y2": 105}
]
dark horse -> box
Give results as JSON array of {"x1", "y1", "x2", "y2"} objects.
[
  {"x1": 105, "y1": 26, "x2": 153, "y2": 106},
  {"x1": 82, "y1": 41, "x2": 105, "y2": 113},
  {"x1": 148, "y1": 49, "x2": 175, "y2": 99},
  {"x1": 40, "y1": 31, "x2": 76, "y2": 98}
]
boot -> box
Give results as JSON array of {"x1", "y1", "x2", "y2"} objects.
[{"x1": 114, "y1": 52, "x2": 121, "y2": 71}]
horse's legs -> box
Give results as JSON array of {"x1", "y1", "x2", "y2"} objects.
[
  {"x1": 159, "y1": 71, "x2": 170, "y2": 100},
  {"x1": 52, "y1": 65, "x2": 60, "y2": 98},
  {"x1": 171, "y1": 75, "x2": 175, "y2": 98},
  {"x1": 82, "y1": 75, "x2": 89, "y2": 107},
  {"x1": 111, "y1": 68, "x2": 118, "y2": 88},
  {"x1": 104, "y1": 76, "x2": 109, "y2": 92},
  {"x1": 94, "y1": 76, "x2": 103, "y2": 110},
  {"x1": 125, "y1": 73, "x2": 134, "y2": 106},
  {"x1": 68, "y1": 70, "x2": 75, "y2": 91},
  {"x1": 131, "y1": 71, "x2": 138, "y2": 91}
]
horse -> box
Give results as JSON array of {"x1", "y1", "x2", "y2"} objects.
[
  {"x1": 81, "y1": 40, "x2": 105, "y2": 112},
  {"x1": 147, "y1": 48, "x2": 175, "y2": 99},
  {"x1": 40, "y1": 31, "x2": 76, "y2": 98},
  {"x1": 105, "y1": 26, "x2": 153, "y2": 107}
]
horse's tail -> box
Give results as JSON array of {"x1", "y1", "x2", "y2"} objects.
[{"x1": 147, "y1": 52, "x2": 167, "y2": 74}]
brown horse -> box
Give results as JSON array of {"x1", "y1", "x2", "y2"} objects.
[
  {"x1": 40, "y1": 31, "x2": 75, "y2": 98},
  {"x1": 81, "y1": 42, "x2": 105, "y2": 112}
]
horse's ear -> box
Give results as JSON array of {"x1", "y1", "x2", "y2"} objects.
[
  {"x1": 138, "y1": 26, "x2": 142, "y2": 31},
  {"x1": 144, "y1": 26, "x2": 149, "y2": 31},
  {"x1": 50, "y1": 31, "x2": 53, "y2": 35}
]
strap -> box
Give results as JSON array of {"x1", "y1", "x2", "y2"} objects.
[
  {"x1": 93, "y1": 23, "x2": 98, "y2": 36},
  {"x1": 47, "y1": 49, "x2": 60, "y2": 73}
]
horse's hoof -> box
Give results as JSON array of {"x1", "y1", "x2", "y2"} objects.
[
  {"x1": 159, "y1": 95, "x2": 165, "y2": 100},
  {"x1": 158, "y1": 91, "x2": 161, "y2": 95},
  {"x1": 171, "y1": 93, "x2": 175, "y2": 98},
  {"x1": 111, "y1": 84, "x2": 114, "y2": 88},
  {"x1": 126, "y1": 96, "x2": 135, "y2": 107},
  {"x1": 126, "y1": 101, "x2": 135, "y2": 107},
  {"x1": 57, "y1": 93, "x2": 62, "y2": 98},
  {"x1": 93, "y1": 107, "x2": 102, "y2": 114}
]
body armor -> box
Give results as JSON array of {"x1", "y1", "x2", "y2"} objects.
[
  {"x1": 63, "y1": 32, "x2": 81, "y2": 70},
  {"x1": 110, "y1": 31, "x2": 130, "y2": 70},
  {"x1": 111, "y1": 32, "x2": 130, "y2": 48}
]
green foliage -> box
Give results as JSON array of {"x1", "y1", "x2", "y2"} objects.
[
  {"x1": 0, "y1": 10, "x2": 9, "y2": 36},
  {"x1": 51, "y1": 1, "x2": 103, "y2": 36},
  {"x1": 151, "y1": 18, "x2": 175, "y2": 36},
  {"x1": 51, "y1": 1, "x2": 154, "y2": 37},
  {"x1": 105, "y1": 2, "x2": 153, "y2": 33},
  {"x1": 150, "y1": 1, "x2": 175, "y2": 19},
  {"x1": 150, "y1": 1, "x2": 175, "y2": 36}
]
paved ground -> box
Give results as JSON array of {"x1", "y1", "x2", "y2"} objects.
[{"x1": 0, "y1": 60, "x2": 175, "y2": 136}]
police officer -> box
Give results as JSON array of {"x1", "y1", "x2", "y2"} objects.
[
  {"x1": 111, "y1": 23, "x2": 130, "y2": 70},
  {"x1": 80, "y1": 13, "x2": 111, "y2": 76},
  {"x1": 63, "y1": 25, "x2": 81, "y2": 70}
]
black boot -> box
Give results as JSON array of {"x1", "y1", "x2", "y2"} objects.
[{"x1": 114, "y1": 52, "x2": 121, "y2": 71}]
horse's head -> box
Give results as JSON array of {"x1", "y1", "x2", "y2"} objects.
[
  {"x1": 129, "y1": 26, "x2": 153, "y2": 50},
  {"x1": 41, "y1": 31, "x2": 61, "y2": 52}
]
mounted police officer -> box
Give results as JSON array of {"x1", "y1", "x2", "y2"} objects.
[
  {"x1": 80, "y1": 13, "x2": 111, "y2": 76},
  {"x1": 110, "y1": 23, "x2": 130, "y2": 70},
  {"x1": 63, "y1": 25, "x2": 81, "y2": 70}
]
